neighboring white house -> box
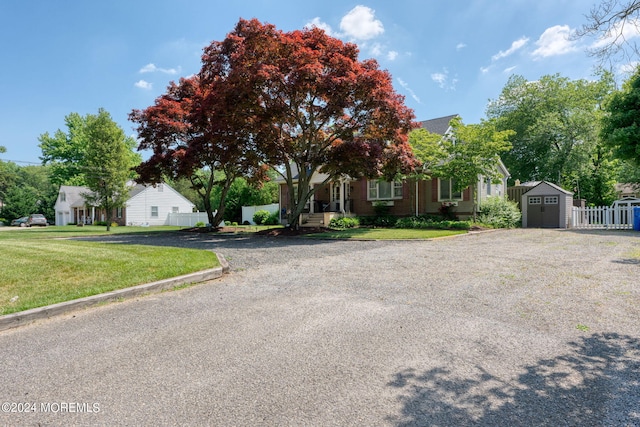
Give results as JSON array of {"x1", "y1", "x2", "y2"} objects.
[{"x1": 54, "y1": 182, "x2": 195, "y2": 226}]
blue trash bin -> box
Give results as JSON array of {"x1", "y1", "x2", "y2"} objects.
[{"x1": 634, "y1": 207, "x2": 640, "y2": 231}]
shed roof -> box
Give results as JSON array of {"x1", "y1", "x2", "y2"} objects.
[{"x1": 523, "y1": 181, "x2": 573, "y2": 196}]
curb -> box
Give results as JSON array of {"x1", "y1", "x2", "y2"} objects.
[{"x1": 0, "y1": 253, "x2": 230, "y2": 332}]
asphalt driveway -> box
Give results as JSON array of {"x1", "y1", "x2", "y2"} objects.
[{"x1": 0, "y1": 228, "x2": 638, "y2": 426}]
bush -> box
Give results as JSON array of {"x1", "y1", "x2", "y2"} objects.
[
  {"x1": 264, "y1": 212, "x2": 280, "y2": 225},
  {"x1": 329, "y1": 217, "x2": 360, "y2": 229},
  {"x1": 478, "y1": 196, "x2": 521, "y2": 228},
  {"x1": 253, "y1": 210, "x2": 271, "y2": 225},
  {"x1": 395, "y1": 215, "x2": 470, "y2": 230},
  {"x1": 195, "y1": 221, "x2": 206, "y2": 228},
  {"x1": 356, "y1": 215, "x2": 398, "y2": 228}
]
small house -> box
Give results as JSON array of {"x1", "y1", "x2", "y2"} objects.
[{"x1": 54, "y1": 182, "x2": 195, "y2": 226}]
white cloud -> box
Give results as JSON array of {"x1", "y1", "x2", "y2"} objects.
[
  {"x1": 590, "y1": 17, "x2": 640, "y2": 49},
  {"x1": 532, "y1": 25, "x2": 577, "y2": 58},
  {"x1": 492, "y1": 37, "x2": 529, "y2": 61},
  {"x1": 431, "y1": 72, "x2": 447, "y2": 87},
  {"x1": 618, "y1": 60, "x2": 640, "y2": 75},
  {"x1": 340, "y1": 5, "x2": 384, "y2": 40},
  {"x1": 480, "y1": 66, "x2": 491, "y2": 74},
  {"x1": 370, "y1": 43, "x2": 383, "y2": 56},
  {"x1": 397, "y1": 78, "x2": 420, "y2": 103},
  {"x1": 504, "y1": 66, "x2": 517, "y2": 74},
  {"x1": 305, "y1": 17, "x2": 336, "y2": 37},
  {"x1": 456, "y1": 43, "x2": 467, "y2": 51},
  {"x1": 134, "y1": 80, "x2": 153, "y2": 90},
  {"x1": 139, "y1": 63, "x2": 181, "y2": 75},
  {"x1": 430, "y1": 69, "x2": 457, "y2": 90},
  {"x1": 387, "y1": 50, "x2": 398, "y2": 61}
]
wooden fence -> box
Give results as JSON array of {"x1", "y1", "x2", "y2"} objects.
[{"x1": 571, "y1": 205, "x2": 635, "y2": 229}]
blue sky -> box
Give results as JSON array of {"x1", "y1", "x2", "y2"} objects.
[{"x1": 0, "y1": 0, "x2": 635, "y2": 165}]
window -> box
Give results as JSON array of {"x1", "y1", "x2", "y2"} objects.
[
  {"x1": 544, "y1": 196, "x2": 558, "y2": 204},
  {"x1": 59, "y1": 192, "x2": 66, "y2": 202},
  {"x1": 116, "y1": 207, "x2": 123, "y2": 218},
  {"x1": 172, "y1": 206, "x2": 179, "y2": 213},
  {"x1": 368, "y1": 180, "x2": 403, "y2": 200},
  {"x1": 438, "y1": 178, "x2": 463, "y2": 201},
  {"x1": 486, "y1": 178, "x2": 492, "y2": 196},
  {"x1": 528, "y1": 196, "x2": 542, "y2": 205},
  {"x1": 151, "y1": 206, "x2": 159, "y2": 217}
]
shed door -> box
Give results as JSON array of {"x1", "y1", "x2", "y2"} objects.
[{"x1": 527, "y1": 195, "x2": 560, "y2": 228}]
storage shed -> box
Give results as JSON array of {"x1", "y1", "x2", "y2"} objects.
[{"x1": 521, "y1": 181, "x2": 573, "y2": 228}]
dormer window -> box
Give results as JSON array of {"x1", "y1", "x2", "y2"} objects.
[{"x1": 60, "y1": 192, "x2": 66, "y2": 202}]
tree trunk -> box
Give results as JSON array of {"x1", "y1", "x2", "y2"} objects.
[{"x1": 212, "y1": 175, "x2": 234, "y2": 227}]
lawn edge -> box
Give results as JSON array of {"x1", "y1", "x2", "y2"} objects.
[{"x1": 0, "y1": 253, "x2": 230, "y2": 332}]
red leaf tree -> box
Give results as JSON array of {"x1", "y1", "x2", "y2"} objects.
[
  {"x1": 132, "y1": 18, "x2": 417, "y2": 229},
  {"x1": 214, "y1": 19, "x2": 418, "y2": 228},
  {"x1": 130, "y1": 74, "x2": 266, "y2": 227}
]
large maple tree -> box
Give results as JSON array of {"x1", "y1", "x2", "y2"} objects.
[
  {"x1": 130, "y1": 73, "x2": 265, "y2": 227},
  {"x1": 218, "y1": 19, "x2": 418, "y2": 227},
  {"x1": 132, "y1": 18, "x2": 417, "y2": 228}
]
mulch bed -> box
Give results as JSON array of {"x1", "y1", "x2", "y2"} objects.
[{"x1": 180, "y1": 226, "x2": 331, "y2": 236}]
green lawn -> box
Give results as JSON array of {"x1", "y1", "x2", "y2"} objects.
[
  {"x1": 0, "y1": 226, "x2": 219, "y2": 315},
  {"x1": 308, "y1": 227, "x2": 467, "y2": 240}
]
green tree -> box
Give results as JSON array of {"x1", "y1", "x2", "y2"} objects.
[
  {"x1": 433, "y1": 117, "x2": 513, "y2": 220},
  {"x1": 39, "y1": 111, "x2": 140, "y2": 186},
  {"x1": 81, "y1": 109, "x2": 136, "y2": 231},
  {"x1": 601, "y1": 66, "x2": 640, "y2": 166},
  {"x1": 212, "y1": 176, "x2": 279, "y2": 223},
  {"x1": 487, "y1": 72, "x2": 617, "y2": 204},
  {"x1": 1, "y1": 186, "x2": 39, "y2": 221},
  {"x1": 408, "y1": 128, "x2": 447, "y2": 179},
  {"x1": 0, "y1": 163, "x2": 57, "y2": 223},
  {"x1": 0, "y1": 158, "x2": 19, "y2": 205}
]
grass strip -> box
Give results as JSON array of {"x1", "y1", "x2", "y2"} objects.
[
  {"x1": 307, "y1": 228, "x2": 467, "y2": 240},
  {"x1": 1, "y1": 231, "x2": 219, "y2": 315}
]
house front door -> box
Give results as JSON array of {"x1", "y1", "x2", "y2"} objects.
[{"x1": 331, "y1": 182, "x2": 341, "y2": 212}]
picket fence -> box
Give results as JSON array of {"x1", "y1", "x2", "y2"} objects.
[{"x1": 571, "y1": 205, "x2": 635, "y2": 229}]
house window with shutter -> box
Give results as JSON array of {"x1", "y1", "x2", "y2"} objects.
[
  {"x1": 116, "y1": 207, "x2": 123, "y2": 218},
  {"x1": 438, "y1": 178, "x2": 463, "y2": 201},
  {"x1": 367, "y1": 181, "x2": 403, "y2": 200}
]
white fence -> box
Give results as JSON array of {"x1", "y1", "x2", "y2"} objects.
[
  {"x1": 571, "y1": 205, "x2": 635, "y2": 229},
  {"x1": 166, "y1": 212, "x2": 225, "y2": 227},
  {"x1": 241, "y1": 203, "x2": 280, "y2": 225}
]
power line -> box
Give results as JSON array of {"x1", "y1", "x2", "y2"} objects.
[{"x1": 0, "y1": 158, "x2": 42, "y2": 165}]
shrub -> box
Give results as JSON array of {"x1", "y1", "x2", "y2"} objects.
[
  {"x1": 438, "y1": 204, "x2": 458, "y2": 220},
  {"x1": 253, "y1": 210, "x2": 271, "y2": 225},
  {"x1": 329, "y1": 217, "x2": 360, "y2": 229},
  {"x1": 355, "y1": 215, "x2": 398, "y2": 228},
  {"x1": 372, "y1": 201, "x2": 391, "y2": 217},
  {"x1": 264, "y1": 212, "x2": 280, "y2": 225},
  {"x1": 395, "y1": 216, "x2": 470, "y2": 230},
  {"x1": 478, "y1": 196, "x2": 521, "y2": 228},
  {"x1": 195, "y1": 221, "x2": 206, "y2": 228}
]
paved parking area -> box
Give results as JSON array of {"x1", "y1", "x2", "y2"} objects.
[{"x1": 0, "y1": 229, "x2": 638, "y2": 426}]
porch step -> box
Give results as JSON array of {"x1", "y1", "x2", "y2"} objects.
[{"x1": 301, "y1": 213, "x2": 325, "y2": 228}]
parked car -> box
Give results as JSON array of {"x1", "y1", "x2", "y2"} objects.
[
  {"x1": 11, "y1": 217, "x2": 28, "y2": 227},
  {"x1": 26, "y1": 214, "x2": 48, "y2": 227}
]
